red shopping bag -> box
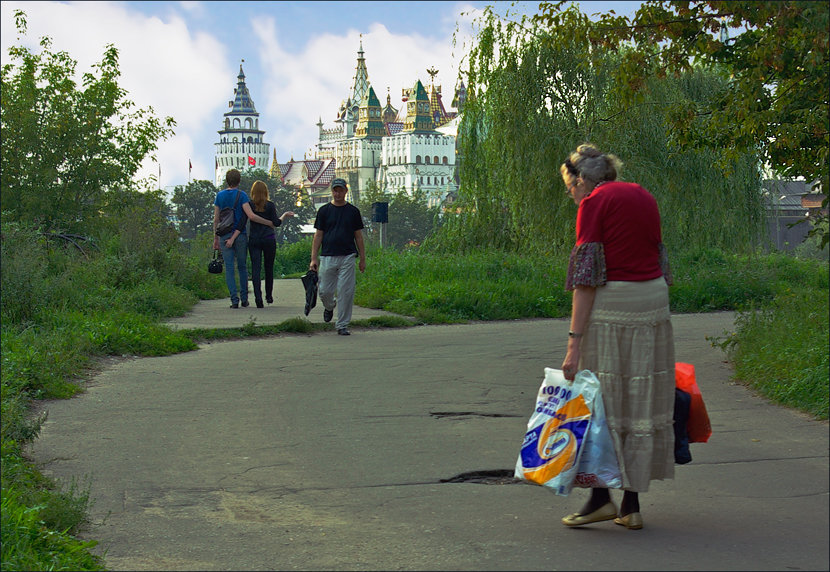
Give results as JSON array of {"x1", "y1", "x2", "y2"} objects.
[{"x1": 675, "y1": 362, "x2": 712, "y2": 443}]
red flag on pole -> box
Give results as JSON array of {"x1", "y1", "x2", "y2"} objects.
[
  {"x1": 189, "y1": 159, "x2": 192, "y2": 171},
  {"x1": 248, "y1": 155, "x2": 256, "y2": 166}
]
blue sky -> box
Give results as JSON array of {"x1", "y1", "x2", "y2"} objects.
[{"x1": 1, "y1": 1, "x2": 641, "y2": 192}]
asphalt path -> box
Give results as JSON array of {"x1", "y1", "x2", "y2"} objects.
[{"x1": 30, "y1": 281, "x2": 829, "y2": 571}]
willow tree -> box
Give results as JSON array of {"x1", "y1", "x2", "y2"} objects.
[
  {"x1": 430, "y1": 5, "x2": 764, "y2": 256},
  {"x1": 537, "y1": 0, "x2": 829, "y2": 248}
]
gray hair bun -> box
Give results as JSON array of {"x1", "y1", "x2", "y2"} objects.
[{"x1": 569, "y1": 143, "x2": 622, "y2": 183}]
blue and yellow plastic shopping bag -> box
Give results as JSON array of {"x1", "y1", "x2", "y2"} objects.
[{"x1": 515, "y1": 368, "x2": 603, "y2": 496}]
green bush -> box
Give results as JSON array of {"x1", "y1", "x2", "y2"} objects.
[{"x1": 273, "y1": 237, "x2": 314, "y2": 277}]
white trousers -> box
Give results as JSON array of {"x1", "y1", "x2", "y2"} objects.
[{"x1": 318, "y1": 254, "x2": 357, "y2": 330}]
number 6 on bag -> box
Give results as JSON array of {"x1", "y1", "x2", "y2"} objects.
[{"x1": 515, "y1": 368, "x2": 601, "y2": 496}]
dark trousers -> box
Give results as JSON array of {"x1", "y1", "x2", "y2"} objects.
[{"x1": 248, "y1": 237, "x2": 276, "y2": 302}]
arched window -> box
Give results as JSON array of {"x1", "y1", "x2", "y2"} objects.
[
  {"x1": 245, "y1": 118, "x2": 252, "y2": 129},
  {"x1": 443, "y1": 157, "x2": 448, "y2": 165},
  {"x1": 425, "y1": 156, "x2": 431, "y2": 164},
  {"x1": 416, "y1": 155, "x2": 421, "y2": 164},
  {"x1": 434, "y1": 155, "x2": 439, "y2": 164},
  {"x1": 233, "y1": 118, "x2": 241, "y2": 128}
]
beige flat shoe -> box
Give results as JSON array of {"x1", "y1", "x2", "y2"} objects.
[
  {"x1": 614, "y1": 512, "x2": 643, "y2": 530},
  {"x1": 561, "y1": 501, "x2": 618, "y2": 527}
]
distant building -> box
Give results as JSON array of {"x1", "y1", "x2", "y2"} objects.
[
  {"x1": 311, "y1": 39, "x2": 464, "y2": 207},
  {"x1": 270, "y1": 152, "x2": 337, "y2": 210},
  {"x1": 762, "y1": 179, "x2": 825, "y2": 250},
  {"x1": 378, "y1": 78, "x2": 457, "y2": 208},
  {"x1": 214, "y1": 63, "x2": 270, "y2": 187},
  {"x1": 213, "y1": 44, "x2": 466, "y2": 210}
]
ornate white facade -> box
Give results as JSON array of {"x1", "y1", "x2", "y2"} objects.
[{"x1": 315, "y1": 40, "x2": 464, "y2": 207}]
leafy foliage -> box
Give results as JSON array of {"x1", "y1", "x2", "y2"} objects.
[
  {"x1": 711, "y1": 287, "x2": 829, "y2": 419},
  {"x1": 433, "y1": 5, "x2": 764, "y2": 256},
  {"x1": 358, "y1": 179, "x2": 441, "y2": 249},
  {"x1": 0, "y1": 11, "x2": 175, "y2": 232},
  {"x1": 536, "y1": 0, "x2": 829, "y2": 247},
  {"x1": 171, "y1": 179, "x2": 217, "y2": 239}
]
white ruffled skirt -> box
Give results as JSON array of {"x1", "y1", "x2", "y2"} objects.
[{"x1": 579, "y1": 277, "x2": 675, "y2": 492}]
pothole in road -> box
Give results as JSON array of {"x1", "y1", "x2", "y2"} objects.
[
  {"x1": 440, "y1": 469, "x2": 523, "y2": 485},
  {"x1": 430, "y1": 411, "x2": 523, "y2": 419}
]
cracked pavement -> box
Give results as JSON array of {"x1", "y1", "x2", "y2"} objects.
[{"x1": 29, "y1": 284, "x2": 830, "y2": 570}]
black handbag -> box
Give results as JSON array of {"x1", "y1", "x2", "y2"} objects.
[{"x1": 208, "y1": 250, "x2": 223, "y2": 274}]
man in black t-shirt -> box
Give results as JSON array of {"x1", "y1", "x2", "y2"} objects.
[{"x1": 309, "y1": 178, "x2": 366, "y2": 335}]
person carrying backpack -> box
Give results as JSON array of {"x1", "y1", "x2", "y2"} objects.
[{"x1": 213, "y1": 169, "x2": 276, "y2": 308}]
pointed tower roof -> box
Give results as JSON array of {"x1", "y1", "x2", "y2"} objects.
[
  {"x1": 403, "y1": 79, "x2": 434, "y2": 134},
  {"x1": 382, "y1": 87, "x2": 398, "y2": 125},
  {"x1": 452, "y1": 80, "x2": 467, "y2": 111},
  {"x1": 230, "y1": 61, "x2": 257, "y2": 114},
  {"x1": 356, "y1": 85, "x2": 384, "y2": 139},
  {"x1": 269, "y1": 148, "x2": 281, "y2": 180},
  {"x1": 426, "y1": 67, "x2": 450, "y2": 127},
  {"x1": 348, "y1": 37, "x2": 370, "y2": 114}
]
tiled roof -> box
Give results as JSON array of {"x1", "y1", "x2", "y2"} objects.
[
  {"x1": 312, "y1": 159, "x2": 336, "y2": 187},
  {"x1": 428, "y1": 83, "x2": 449, "y2": 127},
  {"x1": 386, "y1": 122, "x2": 404, "y2": 136},
  {"x1": 278, "y1": 158, "x2": 336, "y2": 189},
  {"x1": 305, "y1": 160, "x2": 323, "y2": 178}
]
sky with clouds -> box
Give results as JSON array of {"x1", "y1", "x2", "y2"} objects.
[{"x1": 1, "y1": 1, "x2": 641, "y2": 194}]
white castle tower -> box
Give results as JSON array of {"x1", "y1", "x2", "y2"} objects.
[{"x1": 214, "y1": 62, "x2": 269, "y2": 187}]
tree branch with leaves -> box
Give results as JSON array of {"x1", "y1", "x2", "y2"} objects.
[{"x1": 536, "y1": 0, "x2": 829, "y2": 247}]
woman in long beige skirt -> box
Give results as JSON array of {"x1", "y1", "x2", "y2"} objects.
[{"x1": 558, "y1": 143, "x2": 675, "y2": 531}]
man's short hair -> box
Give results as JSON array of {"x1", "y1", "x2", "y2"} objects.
[{"x1": 226, "y1": 169, "x2": 241, "y2": 188}]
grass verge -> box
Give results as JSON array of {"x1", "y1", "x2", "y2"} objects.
[{"x1": 709, "y1": 287, "x2": 829, "y2": 419}]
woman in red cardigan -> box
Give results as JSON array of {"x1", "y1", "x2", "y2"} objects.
[{"x1": 558, "y1": 143, "x2": 675, "y2": 531}]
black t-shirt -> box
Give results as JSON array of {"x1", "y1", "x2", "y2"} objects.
[{"x1": 314, "y1": 202, "x2": 364, "y2": 256}]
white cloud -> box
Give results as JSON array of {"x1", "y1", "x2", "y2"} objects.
[
  {"x1": 252, "y1": 5, "x2": 485, "y2": 164},
  {"x1": 1, "y1": 0, "x2": 489, "y2": 191},
  {"x1": 1, "y1": 1, "x2": 230, "y2": 188}
]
